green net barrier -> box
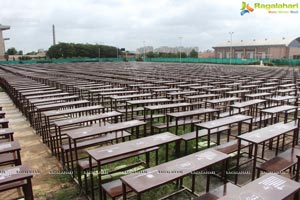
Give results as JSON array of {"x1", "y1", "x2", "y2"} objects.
[{"x1": 1, "y1": 57, "x2": 300, "y2": 66}]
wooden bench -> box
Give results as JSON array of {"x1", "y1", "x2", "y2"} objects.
[
  {"x1": 61, "y1": 130, "x2": 132, "y2": 167},
  {"x1": 0, "y1": 111, "x2": 5, "y2": 118},
  {"x1": 181, "y1": 126, "x2": 230, "y2": 154},
  {"x1": 77, "y1": 147, "x2": 159, "y2": 192},
  {"x1": 256, "y1": 146, "x2": 300, "y2": 178},
  {"x1": 102, "y1": 179, "x2": 132, "y2": 200},
  {"x1": 243, "y1": 114, "x2": 274, "y2": 126},
  {"x1": 0, "y1": 128, "x2": 14, "y2": 141},
  {"x1": 152, "y1": 119, "x2": 201, "y2": 133},
  {"x1": 195, "y1": 182, "x2": 240, "y2": 200},
  {"x1": 0, "y1": 141, "x2": 21, "y2": 166},
  {"x1": 0, "y1": 118, "x2": 9, "y2": 128},
  {"x1": 135, "y1": 114, "x2": 165, "y2": 121}
]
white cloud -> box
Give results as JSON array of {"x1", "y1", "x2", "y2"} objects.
[{"x1": 1, "y1": 0, "x2": 299, "y2": 53}]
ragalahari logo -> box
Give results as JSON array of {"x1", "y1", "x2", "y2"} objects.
[{"x1": 241, "y1": 2, "x2": 254, "y2": 15}]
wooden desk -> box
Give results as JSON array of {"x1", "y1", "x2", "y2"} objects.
[
  {"x1": 219, "y1": 173, "x2": 300, "y2": 200},
  {"x1": 245, "y1": 92, "x2": 272, "y2": 100},
  {"x1": 144, "y1": 103, "x2": 191, "y2": 134},
  {"x1": 0, "y1": 111, "x2": 6, "y2": 119},
  {"x1": 259, "y1": 105, "x2": 298, "y2": 127},
  {"x1": 110, "y1": 93, "x2": 152, "y2": 110},
  {"x1": 125, "y1": 98, "x2": 170, "y2": 120},
  {"x1": 236, "y1": 121, "x2": 298, "y2": 182},
  {"x1": 0, "y1": 141, "x2": 21, "y2": 166},
  {"x1": 121, "y1": 149, "x2": 229, "y2": 200},
  {"x1": 167, "y1": 108, "x2": 219, "y2": 135},
  {"x1": 0, "y1": 165, "x2": 34, "y2": 200},
  {"x1": 205, "y1": 97, "x2": 241, "y2": 109},
  {"x1": 229, "y1": 99, "x2": 266, "y2": 116},
  {"x1": 195, "y1": 114, "x2": 253, "y2": 150},
  {"x1": 267, "y1": 96, "x2": 297, "y2": 106},
  {"x1": 0, "y1": 118, "x2": 9, "y2": 128},
  {"x1": 87, "y1": 132, "x2": 181, "y2": 200},
  {"x1": 0, "y1": 128, "x2": 14, "y2": 141},
  {"x1": 53, "y1": 111, "x2": 122, "y2": 159}
]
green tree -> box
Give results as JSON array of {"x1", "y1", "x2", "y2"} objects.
[
  {"x1": 189, "y1": 49, "x2": 198, "y2": 58},
  {"x1": 6, "y1": 47, "x2": 17, "y2": 55},
  {"x1": 47, "y1": 43, "x2": 119, "y2": 59},
  {"x1": 18, "y1": 50, "x2": 23, "y2": 55},
  {"x1": 146, "y1": 51, "x2": 155, "y2": 58}
]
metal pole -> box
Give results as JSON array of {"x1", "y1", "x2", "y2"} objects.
[
  {"x1": 98, "y1": 47, "x2": 100, "y2": 62},
  {"x1": 143, "y1": 41, "x2": 146, "y2": 61},
  {"x1": 229, "y1": 32, "x2": 234, "y2": 65},
  {"x1": 179, "y1": 36, "x2": 182, "y2": 63},
  {"x1": 116, "y1": 47, "x2": 118, "y2": 61}
]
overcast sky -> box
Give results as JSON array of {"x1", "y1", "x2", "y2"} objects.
[{"x1": 1, "y1": 0, "x2": 299, "y2": 53}]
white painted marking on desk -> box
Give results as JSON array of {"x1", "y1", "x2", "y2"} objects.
[
  {"x1": 258, "y1": 176, "x2": 286, "y2": 190},
  {"x1": 97, "y1": 147, "x2": 119, "y2": 153},
  {"x1": 195, "y1": 151, "x2": 217, "y2": 161},
  {"x1": 135, "y1": 141, "x2": 145, "y2": 146},
  {"x1": 0, "y1": 143, "x2": 12, "y2": 150},
  {"x1": 178, "y1": 162, "x2": 193, "y2": 169},
  {"x1": 134, "y1": 170, "x2": 158, "y2": 179},
  {"x1": 153, "y1": 134, "x2": 172, "y2": 141},
  {"x1": 0, "y1": 167, "x2": 20, "y2": 180},
  {"x1": 239, "y1": 191, "x2": 264, "y2": 200}
]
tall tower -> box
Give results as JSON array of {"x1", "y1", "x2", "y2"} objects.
[
  {"x1": 52, "y1": 24, "x2": 56, "y2": 45},
  {"x1": 0, "y1": 24, "x2": 10, "y2": 60}
]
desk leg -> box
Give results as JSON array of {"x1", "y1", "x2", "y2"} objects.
[
  {"x1": 175, "y1": 140, "x2": 180, "y2": 158},
  {"x1": 206, "y1": 166, "x2": 211, "y2": 193},
  {"x1": 196, "y1": 127, "x2": 199, "y2": 152},
  {"x1": 89, "y1": 156, "x2": 95, "y2": 200},
  {"x1": 235, "y1": 139, "x2": 241, "y2": 184},
  {"x1": 238, "y1": 122, "x2": 242, "y2": 135},
  {"x1": 252, "y1": 143, "x2": 258, "y2": 181},
  {"x1": 98, "y1": 161, "x2": 103, "y2": 200},
  {"x1": 122, "y1": 182, "x2": 127, "y2": 200},
  {"x1": 24, "y1": 177, "x2": 34, "y2": 200},
  {"x1": 296, "y1": 157, "x2": 300, "y2": 182},
  {"x1": 191, "y1": 174, "x2": 195, "y2": 193},
  {"x1": 207, "y1": 129, "x2": 211, "y2": 148},
  {"x1": 165, "y1": 143, "x2": 169, "y2": 162},
  {"x1": 259, "y1": 111, "x2": 262, "y2": 128}
]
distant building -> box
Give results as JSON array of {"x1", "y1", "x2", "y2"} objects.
[
  {"x1": 136, "y1": 46, "x2": 154, "y2": 54},
  {"x1": 0, "y1": 24, "x2": 10, "y2": 60},
  {"x1": 136, "y1": 46, "x2": 199, "y2": 55},
  {"x1": 198, "y1": 51, "x2": 215, "y2": 58},
  {"x1": 213, "y1": 37, "x2": 300, "y2": 59}
]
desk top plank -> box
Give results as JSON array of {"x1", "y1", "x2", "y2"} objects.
[
  {"x1": 88, "y1": 132, "x2": 181, "y2": 161},
  {"x1": 238, "y1": 121, "x2": 297, "y2": 144},
  {"x1": 121, "y1": 149, "x2": 229, "y2": 193},
  {"x1": 219, "y1": 173, "x2": 300, "y2": 200},
  {"x1": 196, "y1": 114, "x2": 252, "y2": 129}
]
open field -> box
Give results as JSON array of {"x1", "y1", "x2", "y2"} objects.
[{"x1": 0, "y1": 62, "x2": 299, "y2": 200}]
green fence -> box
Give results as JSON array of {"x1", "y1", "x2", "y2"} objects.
[
  {"x1": 0, "y1": 57, "x2": 125, "y2": 65},
  {"x1": 144, "y1": 58, "x2": 260, "y2": 64},
  {"x1": 1, "y1": 57, "x2": 300, "y2": 66}
]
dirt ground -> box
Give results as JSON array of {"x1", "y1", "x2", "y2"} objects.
[{"x1": 0, "y1": 92, "x2": 86, "y2": 200}]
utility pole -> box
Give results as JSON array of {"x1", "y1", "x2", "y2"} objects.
[
  {"x1": 143, "y1": 41, "x2": 146, "y2": 61},
  {"x1": 229, "y1": 32, "x2": 234, "y2": 65},
  {"x1": 52, "y1": 24, "x2": 56, "y2": 45},
  {"x1": 179, "y1": 36, "x2": 182, "y2": 63}
]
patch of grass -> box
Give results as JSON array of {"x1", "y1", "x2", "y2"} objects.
[
  {"x1": 49, "y1": 174, "x2": 73, "y2": 186},
  {"x1": 52, "y1": 187, "x2": 85, "y2": 200},
  {"x1": 0, "y1": 87, "x2": 4, "y2": 92}
]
